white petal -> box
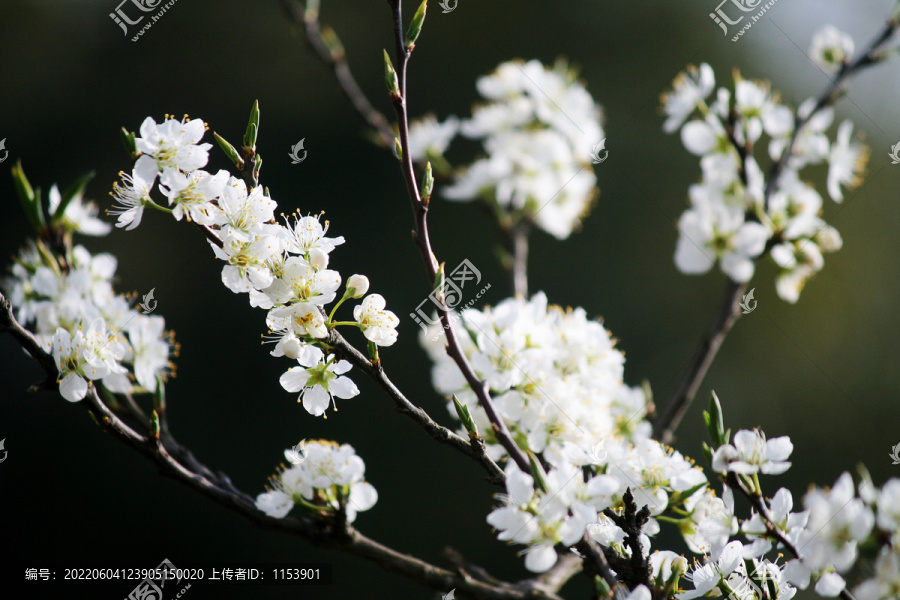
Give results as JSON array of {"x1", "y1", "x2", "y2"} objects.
[
  {"x1": 330, "y1": 376, "x2": 360, "y2": 399},
  {"x1": 302, "y1": 386, "x2": 331, "y2": 416},
  {"x1": 349, "y1": 482, "x2": 378, "y2": 512},
  {"x1": 507, "y1": 470, "x2": 536, "y2": 505},
  {"x1": 59, "y1": 372, "x2": 88, "y2": 402},
  {"x1": 814, "y1": 573, "x2": 845, "y2": 597},
  {"x1": 524, "y1": 544, "x2": 557, "y2": 573},
  {"x1": 766, "y1": 436, "x2": 794, "y2": 462},
  {"x1": 681, "y1": 120, "x2": 718, "y2": 156},
  {"x1": 279, "y1": 367, "x2": 310, "y2": 393}
]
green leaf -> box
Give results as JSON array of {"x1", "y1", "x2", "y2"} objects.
[
  {"x1": 150, "y1": 410, "x2": 160, "y2": 440},
  {"x1": 452, "y1": 394, "x2": 478, "y2": 437},
  {"x1": 433, "y1": 262, "x2": 445, "y2": 297},
  {"x1": 701, "y1": 442, "x2": 713, "y2": 468},
  {"x1": 383, "y1": 50, "x2": 400, "y2": 98},
  {"x1": 527, "y1": 451, "x2": 549, "y2": 493},
  {"x1": 213, "y1": 132, "x2": 245, "y2": 170},
  {"x1": 320, "y1": 26, "x2": 344, "y2": 59},
  {"x1": 154, "y1": 377, "x2": 166, "y2": 413},
  {"x1": 405, "y1": 0, "x2": 428, "y2": 49},
  {"x1": 421, "y1": 161, "x2": 434, "y2": 202},
  {"x1": 11, "y1": 160, "x2": 43, "y2": 232},
  {"x1": 704, "y1": 391, "x2": 726, "y2": 448},
  {"x1": 119, "y1": 127, "x2": 138, "y2": 159},
  {"x1": 52, "y1": 170, "x2": 95, "y2": 225},
  {"x1": 243, "y1": 99, "x2": 260, "y2": 150},
  {"x1": 252, "y1": 153, "x2": 262, "y2": 183}
]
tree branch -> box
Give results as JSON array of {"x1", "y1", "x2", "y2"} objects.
[
  {"x1": 0, "y1": 290, "x2": 558, "y2": 600},
  {"x1": 724, "y1": 473, "x2": 856, "y2": 600},
  {"x1": 327, "y1": 329, "x2": 505, "y2": 485},
  {"x1": 196, "y1": 213, "x2": 505, "y2": 484},
  {"x1": 764, "y1": 14, "x2": 900, "y2": 207},
  {"x1": 655, "y1": 11, "x2": 900, "y2": 445},
  {"x1": 653, "y1": 280, "x2": 745, "y2": 444},
  {"x1": 281, "y1": 0, "x2": 395, "y2": 149},
  {"x1": 385, "y1": 0, "x2": 532, "y2": 476}
]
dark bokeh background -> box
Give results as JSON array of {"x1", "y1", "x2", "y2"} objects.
[{"x1": 1, "y1": 0, "x2": 899, "y2": 598}]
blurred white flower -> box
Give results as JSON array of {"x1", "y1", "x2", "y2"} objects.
[{"x1": 809, "y1": 26, "x2": 855, "y2": 74}]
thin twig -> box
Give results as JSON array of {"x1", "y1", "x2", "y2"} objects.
[
  {"x1": 196, "y1": 223, "x2": 504, "y2": 484},
  {"x1": 384, "y1": 0, "x2": 531, "y2": 475},
  {"x1": 328, "y1": 329, "x2": 505, "y2": 484},
  {"x1": 281, "y1": 0, "x2": 395, "y2": 149},
  {"x1": 654, "y1": 280, "x2": 745, "y2": 444},
  {"x1": 655, "y1": 11, "x2": 900, "y2": 445},
  {"x1": 724, "y1": 473, "x2": 856, "y2": 600},
  {"x1": 764, "y1": 15, "x2": 900, "y2": 207},
  {"x1": 0, "y1": 290, "x2": 559, "y2": 600},
  {"x1": 527, "y1": 553, "x2": 583, "y2": 595}
]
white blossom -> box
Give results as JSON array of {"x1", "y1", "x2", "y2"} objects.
[
  {"x1": 407, "y1": 114, "x2": 459, "y2": 162},
  {"x1": 109, "y1": 155, "x2": 158, "y2": 230},
  {"x1": 256, "y1": 441, "x2": 377, "y2": 522},
  {"x1": 809, "y1": 26, "x2": 855, "y2": 74},
  {"x1": 354, "y1": 294, "x2": 399, "y2": 347},
  {"x1": 135, "y1": 115, "x2": 212, "y2": 173},
  {"x1": 712, "y1": 429, "x2": 793, "y2": 475},
  {"x1": 279, "y1": 346, "x2": 359, "y2": 416},
  {"x1": 48, "y1": 184, "x2": 110, "y2": 236}
]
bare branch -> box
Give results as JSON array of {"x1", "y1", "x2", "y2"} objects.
[
  {"x1": 0, "y1": 290, "x2": 557, "y2": 600},
  {"x1": 328, "y1": 329, "x2": 505, "y2": 485},
  {"x1": 384, "y1": 0, "x2": 532, "y2": 476},
  {"x1": 281, "y1": 0, "x2": 395, "y2": 149},
  {"x1": 654, "y1": 280, "x2": 745, "y2": 444}
]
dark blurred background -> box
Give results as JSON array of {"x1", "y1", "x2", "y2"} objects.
[{"x1": 1, "y1": 0, "x2": 899, "y2": 598}]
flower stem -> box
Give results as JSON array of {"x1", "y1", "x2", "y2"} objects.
[{"x1": 145, "y1": 200, "x2": 173, "y2": 214}]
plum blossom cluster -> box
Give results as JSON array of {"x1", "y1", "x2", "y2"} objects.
[
  {"x1": 420, "y1": 293, "x2": 720, "y2": 572},
  {"x1": 419, "y1": 292, "x2": 651, "y2": 461},
  {"x1": 419, "y1": 292, "x2": 897, "y2": 586},
  {"x1": 788, "y1": 473, "x2": 900, "y2": 599},
  {"x1": 673, "y1": 422, "x2": 900, "y2": 599},
  {"x1": 255, "y1": 440, "x2": 378, "y2": 523},
  {"x1": 430, "y1": 59, "x2": 604, "y2": 240},
  {"x1": 112, "y1": 114, "x2": 400, "y2": 416},
  {"x1": 3, "y1": 232, "x2": 174, "y2": 403},
  {"x1": 663, "y1": 36, "x2": 868, "y2": 302}
]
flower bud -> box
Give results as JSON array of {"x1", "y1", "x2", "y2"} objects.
[
  {"x1": 243, "y1": 99, "x2": 260, "y2": 151},
  {"x1": 308, "y1": 247, "x2": 329, "y2": 270},
  {"x1": 346, "y1": 274, "x2": 370, "y2": 299},
  {"x1": 383, "y1": 50, "x2": 401, "y2": 99}
]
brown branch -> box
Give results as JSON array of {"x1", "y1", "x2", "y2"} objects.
[
  {"x1": 281, "y1": 0, "x2": 395, "y2": 149},
  {"x1": 724, "y1": 473, "x2": 856, "y2": 600},
  {"x1": 656, "y1": 10, "x2": 900, "y2": 445},
  {"x1": 528, "y1": 553, "x2": 583, "y2": 595},
  {"x1": 385, "y1": 0, "x2": 531, "y2": 476},
  {"x1": 0, "y1": 290, "x2": 558, "y2": 600},
  {"x1": 574, "y1": 534, "x2": 630, "y2": 600},
  {"x1": 327, "y1": 329, "x2": 505, "y2": 485},
  {"x1": 654, "y1": 280, "x2": 745, "y2": 444},
  {"x1": 764, "y1": 14, "x2": 900, "y2": 207},
  {"x1": 196, "y1": 217, "x2": 505, "y2": 484}
]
